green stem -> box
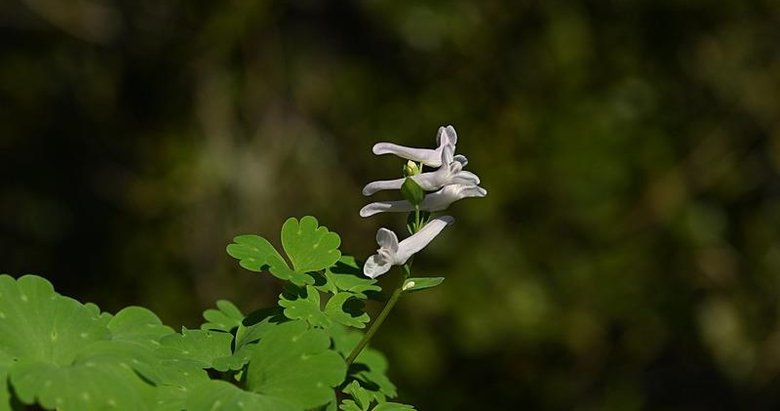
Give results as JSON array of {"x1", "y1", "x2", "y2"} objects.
[{"x1": 345, "y1": 266, "x2": 410, "y2": 366}]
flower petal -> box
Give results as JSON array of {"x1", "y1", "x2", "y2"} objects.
[
  {"x1": 360, "y1": 201, "x2": 406, "y2": 217},
  {"x1": 372, "y1": 142, "x2": 443, "y2": 167},
  {"x1": 362, "y1": 178, "x2": 404, "y2": 196},
  {"x1": 394, "y1": 216, "x2": 455, "y2": 264},
  {"x1": 375, "y1": 228, "x2": 399, "y2": 253},
  {"x1": 360, "y1": 184, "x2": 487, "y2": 216},
  {"x1": 436, "y1": 125, "x2": 458, "y2": 147},
  {"x1": 363, "y1": 254, "x2": 392, "y2": 278},
  {"x1": 422, "y1": 184, "x2": 486, "y2": 211},
  {"x1": 364, "y1": 167, "x2": 482, "y2": 195},
  {"x1": 451, "y1": 170, "x2": 481, "y2": 186}
]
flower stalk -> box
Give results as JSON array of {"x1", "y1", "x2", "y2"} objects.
[{"x1": 345, "y1": 263, "x2": 411, "y2": 366}]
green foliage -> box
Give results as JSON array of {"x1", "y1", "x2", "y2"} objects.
[
  {"x1": 230, "y1": 219, "x2": 380, "y2": 331},
  {"x1": 329, "y1": 327, "x2": 398, "y2": 401},
  {"x1": 402, "y1": 277, "x2": 444, "y2": 293},
  {"x1": 340, "y1": 381, "x2": 415, "y2": 411},
  {"x1": 400, "y1": 178, "x2": 425, "y2": 207},
  {"x1": 186, "y1": 380, "x2": 298, "y2": 411},
  {"x1": 322, "y1": 256, "x2": 381, "y2": 299},
  {"x1": 325, "y1": 293, "x2": 370, "y2": 329},
  {"x1": 0, "y1": 216, "x2": 414, "y2": 410},
  {"x1": 281, "y1": 216, "x2": 342, "y2": 273},
  {"x1": 158, "y1": 329, "x2": 234, "y2": 369},
  {"x1": 0, "y1": 274, "x2": 203, "y2": 410},
  {"x1": 228, "y1": 216, "x2": 341, "y2": 286},
  {"x1": 279, "y1": 285, "x2": 332, "y2": 328},
  {"x1": 201, "y1": 300, "x2": 244, "y2": 332},
  {"x1": 246, "y1": 320, "x2": 345, "y2": 409}
]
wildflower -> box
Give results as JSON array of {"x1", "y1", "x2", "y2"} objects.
[
  {"x1": 359, "y1": 184, "x2": 487, "y2": 217},
  {"x1": 363, "y1": 216, "x2": 455, "y2": 278}
]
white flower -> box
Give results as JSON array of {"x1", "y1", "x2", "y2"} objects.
[
  {"x1": 363, "y1": 216, "x2": 455, "y2": 278},
  {"x1": 360, "y1": 184, "x2": 487, "y2": 217},
  {"x1": 371, "y1": 125, "x2": 461, "y2": 167},
  {"x1": 363, "y1": 143, "x2": 480, "y2": 195}
]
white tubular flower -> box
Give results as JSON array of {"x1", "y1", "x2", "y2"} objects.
[
  {"x1": 372, "y1": 125, "x2": 458, "y2": 167},
  {"x1": 360, "y1": 184, "x2": 487, "y2": 217},
  {"x1": 362, "y1": 144, "x2": 480, "y2": 195},
  {"x1": 363, "y1": 216, "x2": 455, "y2": 278}
]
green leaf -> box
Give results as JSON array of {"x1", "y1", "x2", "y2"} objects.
[
  {"x1": 152, "y1": 358, "x2": 211, "y2": 409},
  {"x1": 340, "y1": 400, "x2": 364, "y2": 411},
  {"x1": 372, "y1": 402, "x2": 416, "y2": 411},
  {"x1": 268, "y1": 254, "x2": 315, "y2": 286},
  {"x1": 343, "y1": 381, "x2": 372, "y2": 411},
  {"x1": 202, "y1": 300, "x2": 244, "y2": 332},
  {"x1": 341, "y1": 381, "x2": 416, "y2": 411},
  {"x1": 210, "y1": 309, "x2": 286, "y2": 372},
  {"x1": 325, "y1": 293, "x2": 370, "y2": 329},
  {"x1": 237, "y1": 308, "x2": 285, "y2": 349},
  {"x1": 108, "y1": 306, "x2": 175, "y2": 349},
  {"x1": 158, "y1": 329, "x2": 234, "y2": 369},
  {"x1": 400, "y1": 178, "x2": 424, "y2": 206},
  {"x1": 327, "y1": 327, "x2": 397, "y2": 400},
  {"x1": 324, "y1": 256, "x2": 381, "y2": 299},
  {"x1": 0, "y1": 351, "x2": 11, "y2": 411},
  {"x1": 352, "y1": 350, "x2": 397, "y2": 399},
  {"x1": 0, "y1": 275, "x2": 109, "y2": 365},
  {"x1": 402, "y1": 277, "x2": 445, "y2": 293},
  {"x1": 10, "y1": 357, "x2": 156, "y2": 410},
  {"x1": 227, "y1": 235, "x2": 284, "y2": 272},
  {"x1": 281, "y1": 216, "x2": 341, "y2": 273},
  {"x1": 0, "y1": 275, "x2": 224, "y2": 411},
  {"x1": 246, "y1": 320, "x2": 346, "y2": 409},
  {"x1": 279, "y1": 286, "x2": 332, "y2": 328},
  {"x1": 186, "y1": 380, "x2": 298, "y2": 411}
]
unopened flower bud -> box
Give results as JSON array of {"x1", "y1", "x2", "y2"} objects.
[{"x1": 403, "y1": 160, "x2": 421, "y2": 177}]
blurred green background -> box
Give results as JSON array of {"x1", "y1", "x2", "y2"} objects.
[{"x1": 2, "y1": 0, "x2": 780, "y2": 409}]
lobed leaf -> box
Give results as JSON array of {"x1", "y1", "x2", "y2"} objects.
[
  {"x1": 340, "y1": 400, "x2": 365, "y2": 411},
  {"x1": 201, "y1": 300, "x2": 244, "y2": 333},
  {"x1": 352, "y1": 350, "x2": 397, "y2": 400},
  {"x1": 158, "y1": 329, "x2": 234, "y2": 370},
  {"x1": 246, "y1": 320, "x2": 346, "y2": 409},
  {"x1": 108, "y1": 306, "x2": 175, "y2": 349},
  {"x1": 328, "y1": 327, "x2": 397, "y2": 401},
  {"x1": 279, "y1": 285, "x2": 331, "y2": 328},
  {"x1": 324, "y1": 256, "x2": 381, "y2": 299},
  {"x1": 268, "y1": 255, "x2": 315, "y2": 286},
  {"x1": 10, "y1": 357, "x2": 156, "y2": 410},
  {"x1": 341, "y1": 381, "x2": 415, "y2": 411},
  {"x1": 226, "y1": 235, "x2": 284, "y2": 272},
  {"x1": 0, "y1": 275, "x2": 109, "y2": 366},
  {"x1": 343, "y1": 381, "x2": 372, "y2": 411},
  {"x1": 281, "y1": 216, "x2": 341, "y2": 273},
  {"x1": 185, "y1": 380, "x2": 298, "y2": 411},
  {"x1": 325, "y1": 293, "x2": 370, "y2": 329}
]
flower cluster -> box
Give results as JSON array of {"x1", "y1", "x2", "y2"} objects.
[{"x1": 361, "y1": 125, "x2": 487, "y2": 278}]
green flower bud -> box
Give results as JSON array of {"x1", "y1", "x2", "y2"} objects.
[{"x1": 402, "y1": 160, "x2": 421, "y2": 177}]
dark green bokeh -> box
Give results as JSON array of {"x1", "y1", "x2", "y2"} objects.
[{"x1": 2, "y1": 1, "x2": 779, "y2": 409}]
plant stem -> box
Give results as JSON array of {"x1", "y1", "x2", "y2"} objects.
[
  {"x1": 414, "y1": 205, "x2": 421, "y2": 232},
  {"x1": 345, "y1": 267, "x2": 409, "y2": 366}
]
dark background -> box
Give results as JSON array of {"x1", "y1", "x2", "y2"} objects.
[{"x1": 2, "y1": 1, "x2": 780, "y2": 409}]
